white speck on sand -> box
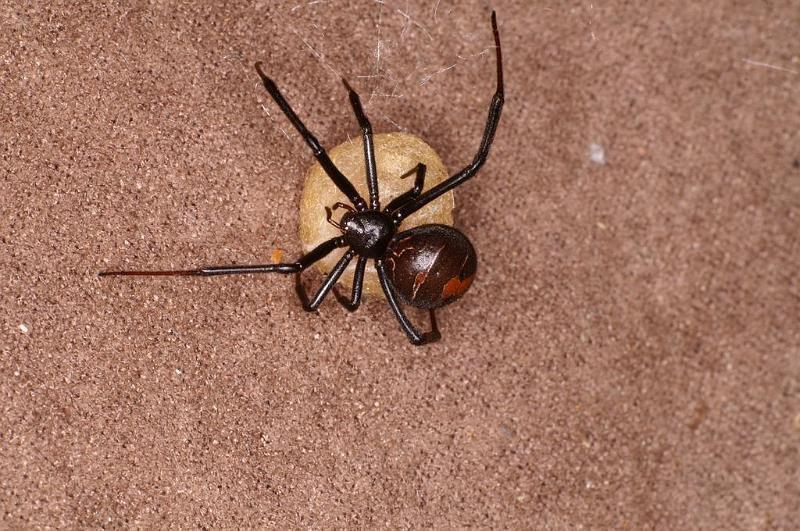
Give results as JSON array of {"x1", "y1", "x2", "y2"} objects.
[
  {"x1": 19, "y1": 324, "x2": 29, "y2": 334},
  {"x1": 589, "y1": 143, "x2": 606, "y2": 165}
]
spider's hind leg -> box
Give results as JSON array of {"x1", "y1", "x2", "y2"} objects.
[{"x1": 376, "y1": 259, "x2": 441, "y2": 345}]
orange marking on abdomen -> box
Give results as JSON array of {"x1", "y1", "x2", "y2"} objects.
[
  {"x1": 441, "y1": 274, "x2": 474, "y2": 299},
  {"x1": 412, "y1": 271, "x2": 427, "y2": 300},
  {"x1": 271, "y1": 248, "x2": 284, "y2": 263}
]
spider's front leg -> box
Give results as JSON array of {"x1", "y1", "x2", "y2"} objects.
[
  {"x1": 391, "y1": 11, "x2": 504, "y2": 222},
  {"x1": 255, "y1": 62, "x2": 367, "y2": 211},
  {"x1": 342, "y1": 78, "x2": 379, "y2": 210},
  {"x1": 376, "y1": 259, "x2": 441, "y2": 345},
  {"x1": 99, "y1": 237, "x2": 346, "y2": 278}
]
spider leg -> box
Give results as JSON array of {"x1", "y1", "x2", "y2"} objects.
[
  {"x1": 255, "y1": 62, "x2": 367, "y2": 211},
  {"x1": 341, "y1": 78, "x2": 379, "y2": 210},
  {"x1": 376, "y1": 259, "x2": 441, "y2": 345},
  {"x1": 392, "y1": 11, "x2": 504, "y2": 222},
  {"x1": 98, "y1": 237, "x2": 346, "y2": 277},
  {"x1": 333, "y1": 255, "x2": 366, "y2": 311},
  {"x1": 296, "y1": 249, "x2": 355, "y2": 310},
  {"x1": 383, "y1": 163, "x2": 426, "y2": 217}
]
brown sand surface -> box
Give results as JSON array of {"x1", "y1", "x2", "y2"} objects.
[{"x1": 2, "y1": 1, "x2": 798, "y2": 528}]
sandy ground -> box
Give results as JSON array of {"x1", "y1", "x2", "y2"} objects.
[{"x1": 2, "y1": 1, "x2": 798, "y2": 528}]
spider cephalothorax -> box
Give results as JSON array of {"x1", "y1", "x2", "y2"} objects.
[
  {"x1": 332, "y1": 205, "x2": 395, "y2": 259},
  {"x1": 100, "y1": 12, "x2": 504, "y2": 345}
]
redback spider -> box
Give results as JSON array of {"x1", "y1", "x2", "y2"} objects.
[{"x1": 100, "y1": 12, "x2": 504, "y2": 345}]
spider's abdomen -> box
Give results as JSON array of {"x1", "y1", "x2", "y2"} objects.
[{"x1": 385, "y1": 224, "x2": 477, "y2": 309}]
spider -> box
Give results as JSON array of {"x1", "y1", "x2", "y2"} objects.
[{"x1": 100, "y1": 11, "x2": 504, "y2": 345}]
